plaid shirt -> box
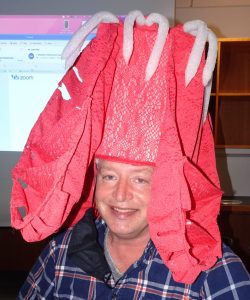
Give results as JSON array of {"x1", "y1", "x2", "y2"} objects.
[{"x1": 18, "y1": 218, "x2": 250, "y2": 300}]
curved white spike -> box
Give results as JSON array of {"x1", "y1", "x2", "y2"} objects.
[
  {"x1": 61, "y1": 11, "x2": 119, "y2": 70},
  {"x1": 202, "y1": 30, "x2": 218, "y2": 123},
  {"x1": 184, "y1": 21, "x2": 218, "y2": 122},
  {"x1": 63, "y1": 45, "x2": 82, "y2": 71},
  {"x1": 123, "y1": 11, "x2": 169, "y2": 81},
  {"x1": 123, "y1": 10, "x2": 144, "y2": 64},
  {"x1": 203, "y1": 29, "x2": 217, "y2": 86},
  {"x1": 144, "y1": 13, "x2": 169, "y2": 81},
  {"x1": 202, "y1": 79, "x2": 212, "y2": 123},
  {"x1": 184, "y1": 20, "x2": 208, "y2": 87}
]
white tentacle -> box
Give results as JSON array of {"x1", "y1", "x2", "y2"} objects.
[
  {"x1": 184, "y1": 20, "x2": 218, "y2": 123},
  {"x1": 203, "y1": 29, "x2": 218, "y2": 86},
  {"x1": 184, "y1": 20, "x2": 208, "y2": 87},
  {"x1": 62, "y1": 11, "x2": 119, "y2": 70},
  {"x1": 145, "y1": 13, "x2": 169, "y2": 81},
  {"x1": 123, "y1": 10, "x2": 144, "y2": 64},
  {"x1": 123, "y1": 11, "x2": 169, "y2": 81},
  {"x1": 203, "y1": 80, "x2": 212, "y2": 123}
]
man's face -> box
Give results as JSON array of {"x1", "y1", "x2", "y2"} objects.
[{"x1": 95, "y1": 160, "x2": 153, "y2": 241}]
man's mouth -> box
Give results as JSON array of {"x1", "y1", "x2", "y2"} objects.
[{"x1": 112, "y1": 207, "x2": 137, "y2": 213}]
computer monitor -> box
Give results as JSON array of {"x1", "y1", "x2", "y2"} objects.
[
  {"x1": 0, "y1": 0, "x2": 175, "y2": 226},
  {"x1": 0, "y1": 15, "x2": 94, "y2": 152},
  {"x1": 0, "y1": 14, "x2": 96, "y2": 227}
]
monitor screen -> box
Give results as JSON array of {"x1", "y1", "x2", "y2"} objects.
[
  {"x1": 0, "y1": 15, "x2": 95, "y2": 227},
  {"x1": 0, "y1": 1, "x2": 175, "y2": 227},
  {"x1": 0, "y1": 15, "x2": 94, "y2": 152}
]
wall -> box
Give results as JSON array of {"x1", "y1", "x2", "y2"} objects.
[
  {"x1": 216, "y1": 150, "x2": 250, "y2": 197},
  {"x1": 0, "y1": 0, "x2": 175, "y2": 24},
  {"x1": 176, "y1": 0, "x2": 250, "y2": 197},
  {"x1": 176, "y1": 0, "x2": 250, "y2": 37}
]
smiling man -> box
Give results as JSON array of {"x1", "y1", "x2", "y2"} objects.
[
  {"x1": 95, "y1": 160, "x2": 153, "y2": 277},
  {"x1": 15, "y1": 11, "x2": 250, "y2": 299}
]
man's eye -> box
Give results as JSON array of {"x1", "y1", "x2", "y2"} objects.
[
  {"x1": 134, "y1": 177, "x2": 149, "y2": 184},
  {"x1": 103, "y1": 175, "x2": 116, "y2": 181}
]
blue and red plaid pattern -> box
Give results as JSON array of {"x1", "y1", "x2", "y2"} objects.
[{"x1": 18, "y1": 219, "x2": 250, "y2": 299}]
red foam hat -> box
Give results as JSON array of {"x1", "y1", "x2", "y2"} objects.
[{"x1": 11, "y1": 11, "x2": 222, "y2": 283}]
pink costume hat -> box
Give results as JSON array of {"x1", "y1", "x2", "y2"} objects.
[{"x1": 11, "y1": 11, "x2": 222, "y2": 284}]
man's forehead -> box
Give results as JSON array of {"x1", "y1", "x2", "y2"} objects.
[{"x1": 96, "y1": 158, "x2": 154, "y2": 172}]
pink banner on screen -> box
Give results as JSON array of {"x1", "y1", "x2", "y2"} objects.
[{"x1": 0, "y1": 15, "x2": 91, "y2": 34}]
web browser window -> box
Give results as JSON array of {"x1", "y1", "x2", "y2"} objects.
[{"x1": 0, "y1": 15, "x2": 94, "y2": 151}]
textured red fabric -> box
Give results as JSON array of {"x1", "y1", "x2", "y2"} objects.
[
  {"x1": 11, "y1": 24, "x2": 119, "y2": 241},
  {"x1": 147, "y1": 26, "x2": 222, "y2": 283},
  {"x1": 11, "y1": 21, "x2": 222, "y2": 284},
  {"x1": 96, "y1": 24, "x2": 168, "y2": 164}
]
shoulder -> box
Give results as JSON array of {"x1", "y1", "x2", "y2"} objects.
[
  {"x1": 51, "y1": 214, "x2": 105, "y2": 251},
  {"x1": 37, "y1": 227, "x2": 74, "y2": 265},
  {"x1": 52, "y1": 227, "x2": 74, "y2": 246},
  {"x1": 201, "y1": 243, "x2": 250, "y2": 298},
  {"x1": 49, "y1": 226, "x2": 74, "y2": 250},
  {"x1": 206, "y1": 243, "x2": 250, "y2": 276}
]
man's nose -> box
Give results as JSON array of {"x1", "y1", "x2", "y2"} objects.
[{"x1": 113, "y1": 178, "x2": 132, "y2": 201}]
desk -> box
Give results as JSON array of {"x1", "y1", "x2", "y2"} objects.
[{"x1": 218, "y1": 197, "x2": 250, "y2": 272}]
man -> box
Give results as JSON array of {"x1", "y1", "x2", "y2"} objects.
[
  {"x1": 12, "y1": 11, "x2": 250, "y2": 299},
  {"x1": 17, "y1": 159, "x2": 250, "y2": 299},
  {"x1": 95, "y1": 160, "x2": 153, "y2": 276}
]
